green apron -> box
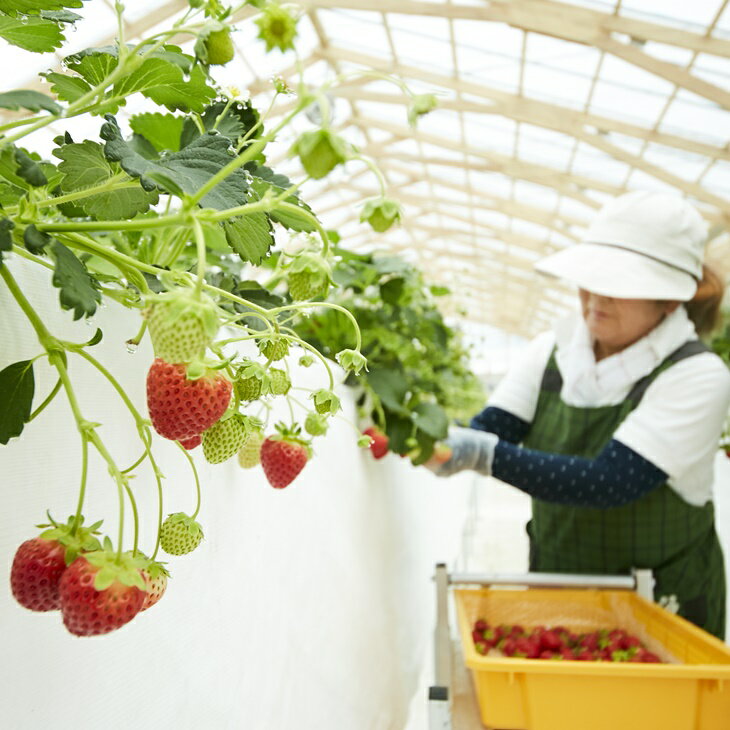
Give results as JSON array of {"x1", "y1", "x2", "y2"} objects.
[{"x1": 523, "y1": 340, "x2": 726, "y2": 639}]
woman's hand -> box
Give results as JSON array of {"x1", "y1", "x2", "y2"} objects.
[{"x1": 424, "y1": 426, "x2": 499, "y2": 477}]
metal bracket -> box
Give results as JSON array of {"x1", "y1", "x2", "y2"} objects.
[{"x1": 428, "y1": 686, "x2": 451, "y2": 730}]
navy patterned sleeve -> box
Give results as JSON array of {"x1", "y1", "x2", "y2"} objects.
[
  {"x1": 491, "y1": 438, "x2": 668, "y2": 508},
  {"x1": 470, "y1": 406, "x2": 530, "y2": 444}
]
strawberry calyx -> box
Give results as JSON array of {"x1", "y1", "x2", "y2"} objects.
[
  {"x1": 257, "y1": 334, "x2": 290, "y2": 361},
  {"x1": 36, "y1": 513, "x2": 103, "y2": 566},
  {"x1": 335, "y1": 348, "x2": 367, "y2": 375},
  {"x1": 81, "y1": 549, "x2": 148, "y2": 593},
  {"x1": 310, "y1": 388, "x2": 340, "y2": 415},
  {"x1": 360, "y1": 197, "x2": 403, "y2": 233},
  {"x1": 270, "y1": 422, "x2": 313, "y2": 457},
  {"x1": 235, "y1": 359, "x2": 271, "y2": 399}
]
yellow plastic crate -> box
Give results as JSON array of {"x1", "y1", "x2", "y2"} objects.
[{"x1": 455, "y1": 587, "x2": 730, "y2": 730}]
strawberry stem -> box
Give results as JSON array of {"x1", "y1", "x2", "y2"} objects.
[
  {"x1": 1, "y1": 267, "x2": 129, "y2": 559},
  {"x1": 28, "y1": 376, "x2": 62, "y2": 421},
  {"x1": 71, "y1": 435, "x2": 89, "y2": 536},
  {"x1": 123, "y1": 481, "x2": 140, "y2": 556},
  {"x1": 178, "y1": 444, "x2": 202, "y2": 521},
  {"x1": 127, "y1": 319, "x2": 148, "y2": 348},
  {"x1": 192, "y1": 215, "x2": 206, "y2": 300}
]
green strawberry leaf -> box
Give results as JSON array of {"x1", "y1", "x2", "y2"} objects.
[
  {"x1": 0, "y1": 359, "x2": 34, "y2": 445},
  {"x1": 0, "y1": 15, "x2": 64, "y2": 52},
  {"x1": 1, "y1": 0, "x2": 85, "y2": 11},
  {"x1": 248, "y1": 164, "x2": 317, "y2": 232},
  {"x1": 101, "y1": 115, "x2": 249, "y2": 208},
  {"x1": 40, "y1": 9, "x2": 82, "y2": 22},
  {"x1": 14, "y1": 148, "x2": 47, "y2": 187},
  {"x1": 181, "y1": 100, "x2": 261, "y2": 148},
  {"x1": 367, "y1": 368, "x2": 409, "y2": 416},
  {"x1": 223, "y1": 213, "x2": 274, "y2": 265},
  {"x1": 412, "y1": 402, "x2": 448, "y2": 440},
  {"x1": 62, "y1": 45, "x2": 215, "y2": 115},
  {"x1": 0, "y1": 90, "x2": 61, "y2": 114},
  {"x1": 42, "y1": 71, "x2": 91, "y2": 103},
  {"x1": 114, "y1": 57, "x2": 182, "y2": 98},
  {"x1": 143, "y1": 63, "x2": 215, "y2": 114},
  {"x1": 54, "y1": 139, "x2": 158, "y2": 219},
  {"x1": 129, "y1": 112, "x2": 185, "y2": 153},
  {"x1": 23, "y1": 224, "x2": 53, "y2": 254},
  {"x1": 51, "y1": 240, "x2": 101, "y2": 319}
]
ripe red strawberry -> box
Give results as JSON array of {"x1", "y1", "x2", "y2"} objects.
[
  {"x1": 363, "y1": 426, "x2": 389, "y2": 459},
  {"x1": 11, "y1": 538, "x2": 67, "y2": 612},
  {"x1": 475, "y1": 640, "x2": 489, "y2": 655},
  {"x1": 474, "y1": 619, "x2": 488, "y2": 632},
  {"x1": 501, "y1": 638, "x2": 518, "y2": 657},
  {"x1": 260, "y1": 424, "x2": 312, "y2": 489},
  {"x1": 539, "y1": 630, "x2": 563, "y2": 652},
  {"x1": 514, "y1": 637, "x2": 540, "y2": 658},
  {"x1": 202, "y1": 413, "x2": 249, "y2": 464},
  {"x1": 179, "y1": 434, "x2": 201, "y2": 450},
  {"x1": 10, "y1": 515, "x2": 102, "y2": 612},
  {"x1": 145, "y1": 290, "x2": 219, "y2": 364},
  {"x1": 238, "y1": 427, "x2": 265, "y2": 468},
  {"x1": 147, "y1": 358, "x2": 231, "y2": 441},
  {"x1": 59, "y1": 550, "x2": 147, "y2": 636},
  {"x1": 160, "y1": 513, "x2": 203, "y2": 556},
  {"x1": 140, "y1": 561, "x2": 169, "y2": 612}
]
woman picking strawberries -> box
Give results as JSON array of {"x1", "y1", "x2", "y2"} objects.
[{"x1": 430, "y1": 191, "x2": 730, "y2": 639}]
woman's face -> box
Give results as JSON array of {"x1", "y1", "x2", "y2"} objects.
[{"x1": 578, "y1": 289, "x2": 679, "y2": 360}]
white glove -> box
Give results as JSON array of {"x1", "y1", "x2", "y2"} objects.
[{"x1": 428, "y1": 426, "x2": 499, "y2": 477}]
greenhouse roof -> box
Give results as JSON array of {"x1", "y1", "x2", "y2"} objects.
[{"x1": 3, "y1": 0, "x2": 730, "y2": 338}]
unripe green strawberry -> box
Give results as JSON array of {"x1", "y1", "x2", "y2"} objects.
[
  {"x1": 145, "y1": 290, "x2": 219, "y2": 363},
  {"x1": 269, "y1": 367, "x2": 291, "y2": 395},
  {"x1": 204, "y1": 28, "x2": 235, "y2": 65},
  {"x1": 235, "y1": 360, "x2": 269, "y2": 401},
  {"x1": 288, "y1": 271, "x2": 329, "y2": 300},
  {"x1": 311, "y1": 388, "x2": 340, "y2": 415},
  {"x1": 202, "y1": 414, "x2": 249, "y2": 464},
  {"x1": 304, "y1": 411, "x2": 328, "y2": 436},
  {"x1": 258, "y1": 335, "x2": 289, "y2": 361},
  {"x1": 238, "y1": 428, "x2": 265, "y2": 469},
  {"x1": 160, "y1": 513, "x2": 203, "y2": 556}
]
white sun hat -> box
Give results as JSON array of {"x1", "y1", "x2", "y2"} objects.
[{"x1": 535, "y1": 190, "x2": 707, "y2": 301}]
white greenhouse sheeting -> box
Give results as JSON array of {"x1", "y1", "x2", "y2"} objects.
[{"x1": 0, "y1": 260, "x2": 474, "y2": 730}]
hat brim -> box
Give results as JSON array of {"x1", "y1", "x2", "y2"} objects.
[{"x1": 535, "y1": 243, "x2": 697, "y2": 301}]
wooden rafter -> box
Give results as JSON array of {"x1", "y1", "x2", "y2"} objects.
[{"x1": 320, "y1": 48, "x2": 730, "y2": 163}]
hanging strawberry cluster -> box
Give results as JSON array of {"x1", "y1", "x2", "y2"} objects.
[{"x1": 0, "y1": 0, "x2": 445, "y2": 638}]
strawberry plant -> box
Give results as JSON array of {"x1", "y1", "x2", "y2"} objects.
[
  {"x1": 295, "y1": 249, "x2": 485, "y2": 464},
  {"x1": 0, "y1": 0, "x2": 440, "y2": 635}
]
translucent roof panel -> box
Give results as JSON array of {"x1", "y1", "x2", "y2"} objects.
[{"x1": 1, "y1": 0, "x2": 729, "y2": 339}]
